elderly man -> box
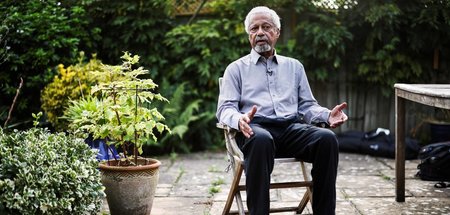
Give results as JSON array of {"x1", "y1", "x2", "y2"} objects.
[{"x1": 216, "y1": 6, "x2": 348, "y2": 215}]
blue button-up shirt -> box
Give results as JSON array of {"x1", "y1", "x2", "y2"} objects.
[{"x1": 216, "y1": 49, "x2": 330, "y2": 130}]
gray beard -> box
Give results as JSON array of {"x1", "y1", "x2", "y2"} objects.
[{"x1": 254, "y1": 44, "x2": 272, "y2": 53}]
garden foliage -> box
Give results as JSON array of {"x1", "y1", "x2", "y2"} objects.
[
  {"x1": 2, "y1": 0, "x2": 450, "y2": 153},
  {"x1": 40, "y1": 53, "x2": 103, "y2": 130},
  {"x1": 64, "y1": 52, "x2": 171, "y2": 158},
  {"x1": 0, "y1": 0, "x2": 100, "y2": 126},
  {"x1": 0, "y1": 127, "x2": 104, "y2": 214},
  {"x1": 85, "y1": 0, "x2": 174, "y2": 74}
]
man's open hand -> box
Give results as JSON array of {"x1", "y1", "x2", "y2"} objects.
[
  {"x1": 239, "y1": 105, "x2": 257, "y2": 138},
  {"x1": 328, "y1": 102, "x2": 348, "y2": 128}
]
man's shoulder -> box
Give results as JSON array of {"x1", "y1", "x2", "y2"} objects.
[
  {"x1": 276, "y1": 54, "x2": 302, "y2": 66},
  {"x1": 235, "y1": 53, "x2": 252, "y2": 64},
  {"x1": 227, "y1": 54, "x2": 252, "y2": 68}
]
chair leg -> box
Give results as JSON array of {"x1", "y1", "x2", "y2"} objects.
[
  {"x1": 296, "y1": 161, "x2": 313, "y2": 214},
  {"x1": 235, "y1": 191, "x2": 245, "y2": 215},
  {"x1": 300, "y1": 161, "x2": 313, "y2": 204},
  {"x1": 223, "y1": 160, "x2": 245, "y2": 215},
  {"x1": 223, "y1": 159, "x2": 313, "y2": 215},
  {"x1": 296, "y1": 189, "x2": 310, "y2": 214}
]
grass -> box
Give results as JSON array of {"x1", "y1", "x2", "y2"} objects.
[{"x1": 209, "y1": 177, "x2": 225, "y2": 195}]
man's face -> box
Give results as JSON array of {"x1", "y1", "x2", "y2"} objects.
[{"x1": 248, "y1": 13, "x2": 280, "y2": 57}]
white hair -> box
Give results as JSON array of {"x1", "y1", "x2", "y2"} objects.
[{"x1": 244, "y1": 6, "x2": 281, "y2": 34}]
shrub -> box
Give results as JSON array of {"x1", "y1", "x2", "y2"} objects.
[
  {"x1": 0, "y1": 127, "x2": 105, "y2": 214},
  {"x1": 41, "y1": 53, "x2": 103, "y2": 130}
]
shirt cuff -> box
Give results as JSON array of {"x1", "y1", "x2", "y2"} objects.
[
  {"x1": 231, "y1": 114, "x2": 244, "y2": 130},
  {"x1": 312, "y1": 111, "x2": 331, "y2": 128}
]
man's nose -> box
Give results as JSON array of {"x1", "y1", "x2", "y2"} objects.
[{"x1": 256, "y1": 27, "x2": 265, "y2": 35}]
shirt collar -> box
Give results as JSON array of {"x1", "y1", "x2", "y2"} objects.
[{"x1": 250, "y1": 49, "x2": 279, "y2": 65}]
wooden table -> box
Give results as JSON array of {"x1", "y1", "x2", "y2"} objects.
[{"x1": 394, "y1": 84, "x2": 450, "y2": 202}]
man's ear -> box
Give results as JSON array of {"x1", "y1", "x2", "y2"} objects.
[{"x1": 275, "y1": 29, "x2": 280, "y2": 38}]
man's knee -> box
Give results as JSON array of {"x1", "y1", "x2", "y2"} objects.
[
  {"x1": 240, "y1": 126, "x2": 274, "y2": 155},
  {"x1": 315, "y1": 128, "x2": 339, "y2": 151},
  {"x1": 248, "y1": 128, "x2": 274, "y2": 151}
]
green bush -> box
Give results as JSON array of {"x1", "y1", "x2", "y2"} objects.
[
  {"x1": 0, "y1": 0, "x2": 100, "y2": 126},
  {"x1": 41, "y1": 53, "x2": 103, "y2": 131},
  {"x1": 85, "y1": 0, "x2": 174, "y2": 74},
  {"x1": 0, "y1": 127, "x2": 105, "y2": 214}
]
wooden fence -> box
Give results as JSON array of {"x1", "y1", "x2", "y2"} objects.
[{"x1": 310, "y1": 80, "x2": 435, "y2": 138}]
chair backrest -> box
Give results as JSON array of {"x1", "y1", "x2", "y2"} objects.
[{"x1": 217, "y1": 77, "x2": 244, "y2": 160}]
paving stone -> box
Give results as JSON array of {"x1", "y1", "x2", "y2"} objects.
[
  {"x1": 406, "y1": 180, "x2": 450, "y2": 198},
  {"x1": 155, "y1": 183, "x2": 173, "y2": 197},
  {"x1": 151, "y1": 197, "x2": 212, "y2": 215},
  {"x1": 171, "y1": 183, "x2": 213, "y2": 197},
  {"x1": 336, "y1": 200, "x2": 361, "y2": 215},
  {"x1": 378, "y1": 168, "x2": 420, "y2": 180},
  {"x1": 351, "y1": 197, "x2": 450, "y2": 215},
  {"x1": 338, "y1": 154, "x2": 390, "y2": 176},
  {"x1": 278, "y1": 188, "x2": 309, "y2": 202},
  {"x1": 210, "y1": 197, "x2": 314, "y2": 215},
  {"x1": 100, "y1": 197, "x2": 109, "y2": 214},
  {"x1": 209, "y1": 199, "x2": 226, "y2": 215},
  {"x1": 337, "y1": 175, "x2": 395, "y2": 189},
  {"x1": 212, "y1": 184, "x2": 234, "y2": 202},
  {"x1": 376, "y1": 157, "x2": 421, "y2": 170},
  {"x1": 342, "y1": 187, "x2": 397, "y2": 198}
]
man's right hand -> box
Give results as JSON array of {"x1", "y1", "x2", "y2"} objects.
[{"x1": 239, "y1": 105, "x2": 257, "y2": 138}]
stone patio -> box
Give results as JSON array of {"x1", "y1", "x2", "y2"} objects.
[{"x1": 101, "y1": 151, "x2": 450, "y2": 214}]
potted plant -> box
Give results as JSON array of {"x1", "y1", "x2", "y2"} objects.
[{"x1": 64, "y1": 52, "x2": 170, "y2": 215}]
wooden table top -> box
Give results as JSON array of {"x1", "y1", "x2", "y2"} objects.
[{"x1": 394, "y1": 84, "x2": 450, "y2": 98}]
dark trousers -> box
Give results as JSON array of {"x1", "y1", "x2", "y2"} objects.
[{"x1": 236, "y1": 118, "x2": 339, "y2": 215}]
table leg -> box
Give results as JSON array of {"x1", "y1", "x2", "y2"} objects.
[{"x1": 395, "y1": 91, "x2": 405, "y2": 202}]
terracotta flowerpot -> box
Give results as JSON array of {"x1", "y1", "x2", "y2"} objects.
[{"x1": 99, "y1": 158, "x2": 161, "y2": 215}]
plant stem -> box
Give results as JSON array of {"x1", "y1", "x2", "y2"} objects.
[
  {"x1": 106, "y1": 140, "x2": 118, "y2": 162},
  {"x1": 112, "y1": 87, "x2": 127, "y2": 159},
  {"x1": 134, "y1": 85, "x2": 138, "y2": 165}
]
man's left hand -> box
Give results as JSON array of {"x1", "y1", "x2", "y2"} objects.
[{"x1": 328, "y1": 102, "x2": 348, "y2": 128}]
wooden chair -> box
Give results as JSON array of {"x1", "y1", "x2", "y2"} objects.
[
  {"x1": 217, "y1": 78, "x2": 313, "y2": 215},
  {"x1": 217, "y1": 123, "x2": 313, "y2": 215}
]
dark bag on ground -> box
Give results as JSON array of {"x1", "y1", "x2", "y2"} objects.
[
  {"x1": 416, "y1": 141, "x2": 450, "y2": 182},
  {"x1": 337, "y1": 128, "x2": 420, "y2": 160}
]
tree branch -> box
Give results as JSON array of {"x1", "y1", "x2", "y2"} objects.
[
  {"x1": 187, "y1": 0, "x2": 207, "y2": 25},
  {"x1": 4, "y1": 77, "x2": 24, "y2": 128}
]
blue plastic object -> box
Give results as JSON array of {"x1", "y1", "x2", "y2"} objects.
[{"x1": 85, "y1": 137, "x2": 120, "y2": 161}]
